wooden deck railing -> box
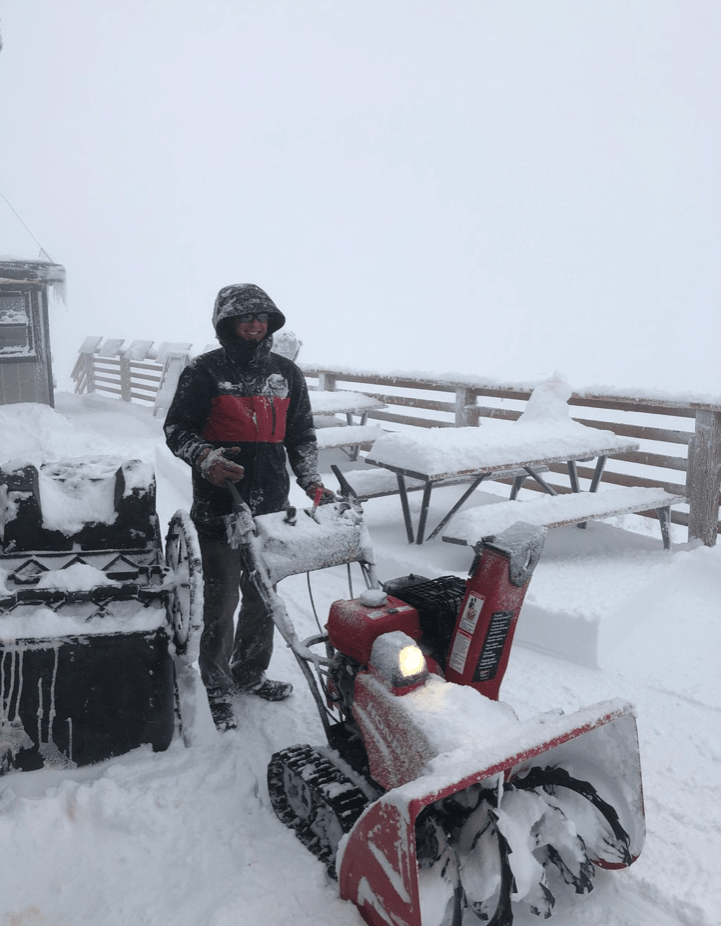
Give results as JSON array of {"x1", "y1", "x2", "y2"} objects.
[
  {"x1": 301, "y1": 366, "x2": 721, "y2": 547},
  {"x1": 71, "y1": 337, "x2": 194, "y2": 415},
  {"x1": 70, "y1": 340, "x2": 721, "y2": 546}
]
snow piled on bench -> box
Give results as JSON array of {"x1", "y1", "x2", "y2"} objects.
[
  {"x1": 369, "y1": 375, "x2": 627, "y2": 476},
  {"x1": 315, "y1": 424, "x2": 385, "y2": 450},
  {"x1": 309, "y1": 390, "x2": 385, "y2": 415},
  {"x1": 444, "y1": 486, "x2": 684, "y2": 544}
]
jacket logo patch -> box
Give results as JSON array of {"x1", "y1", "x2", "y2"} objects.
[{"x1": 265, "y1": 374, "x2": 289, "y2": 399}]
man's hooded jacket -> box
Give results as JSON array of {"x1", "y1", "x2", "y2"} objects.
[{"x1": 164, "y1": 284, "x2": 320, "y2": 537}]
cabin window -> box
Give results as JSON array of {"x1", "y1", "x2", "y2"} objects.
[{"x1": 0, "y1": 292, "x2": 34, "y2": 357}]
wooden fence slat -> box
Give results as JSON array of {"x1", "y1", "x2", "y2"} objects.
[
  {"x1": 130, "y1": 381, "x2": 161, "y2": 393},
  {"x1": 128, "y1": 361, "x2": 164, "y2": 372},
  {"x1": 569, "y1": 417, "x2": 693, "y2": 445},
  {"x1": 122, "y1": 340, "x2": 155, "y2": 361},
  {"x1": 614, "y1": 451, "x2": 688, "y2": 472},
  {"x1": 127, "y1": 371, "x2": 163, "y2": 384},
  {"x1": 368, "y1": 410, "x2": 456, "y2": 429},
  {"x1": 92, "y1": 373, "x2": 123, "y2": 386},
  {"x1": 70, "y1": 356, "x2": 89, "y2": 383},
  {"x1": 77, "y1": 336, "x2": 103, "y2": 354},
  {"x1": 567, "y1": 397, "x2": 697, "y2": 418},
  {"x1": 477, "y1": 407, "x2": 522, "y2": 422},
  {"x1": 543, "y1": 464, "x2": 688, "y2": 497},
  {"x1": 97, "y1": 339, "x2": 126, "y2": 358}
]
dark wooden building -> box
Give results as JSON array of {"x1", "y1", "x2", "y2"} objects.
[{"x1": 0, "y1": 259, "x2": 66, "y2": 407}]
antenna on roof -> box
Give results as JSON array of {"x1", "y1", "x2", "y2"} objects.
[{"x1": 0, "y1": 190, "x2": 54, "y2": 262}]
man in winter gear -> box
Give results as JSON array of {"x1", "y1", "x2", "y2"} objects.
[{"x1": 164, "y1": 284, "x2": 334, "y2": 730}]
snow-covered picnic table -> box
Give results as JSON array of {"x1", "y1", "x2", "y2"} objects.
[
  {"x1": 309, "y1": 389, "x2": 385, "y2": 423},
  {"x1": 310, "y1": 390, "x2": 386, "y2": 460},
  {"x1": 365, "y1": 415, "x2": 640, "y2": 544}
]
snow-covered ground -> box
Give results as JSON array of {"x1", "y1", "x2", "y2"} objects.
[{"x1": 1, "y1": 393, "x2": 719, "y2": 926}]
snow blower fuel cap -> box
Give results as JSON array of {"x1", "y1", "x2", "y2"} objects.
[{"x1": 359, "y1": 588, "x2": 388, "y2": 608}]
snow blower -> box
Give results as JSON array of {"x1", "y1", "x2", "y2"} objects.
[
  {"x1": 226, "y1": 484, "x2": 645, "y2": 926},
  {"x1": 0, "y1": 456, "x2": 204, "y2": 773}
]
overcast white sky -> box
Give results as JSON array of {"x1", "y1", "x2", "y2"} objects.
[{"x1": 1, "y1": 1, "x2": 719, "y2": 395}]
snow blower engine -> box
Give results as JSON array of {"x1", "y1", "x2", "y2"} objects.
[{"x1": 224, "y1": 487, "x2": 645, "y2": 926}]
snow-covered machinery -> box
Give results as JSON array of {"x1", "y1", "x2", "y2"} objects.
[
  {"x1": 0, "y1": 456, "x2": 203, "y2": 774},
  {"x1": 227, "y1": 487, "x2": 645, "y2": 926}
]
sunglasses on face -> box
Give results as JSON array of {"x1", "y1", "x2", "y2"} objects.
[{"x1": 237, "y1": 312, "x2": 269, "y2": 323}]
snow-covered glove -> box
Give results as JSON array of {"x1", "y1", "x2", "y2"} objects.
[
  {"x1": 305, "y1": 483, "x2": 337, "y2": 506},
  {"x1": 198, "y1": 447, "x2": 245, "y2": 487}
]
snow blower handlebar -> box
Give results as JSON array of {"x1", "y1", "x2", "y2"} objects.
[
  {"x1": 221, "y1": 479, "x2": 381, "y2": 741},
  {"x1": 222, "y1": 478, "x2": 332, "y2": 731},
  {"x1": 330, "y1": 464, "x2": 358, "y2": 499},
  {"x1": 223, "y1": 478, "x2": 256, "y2": 549}
]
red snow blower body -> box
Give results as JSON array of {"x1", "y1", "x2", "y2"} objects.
[{"x1": 227, "y1": 489, "x2": 645, "y2": 926}]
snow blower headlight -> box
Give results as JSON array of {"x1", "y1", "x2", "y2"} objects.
[
  {"x1": 370, "y1": 631, "x2": 428, "y2": 691},
  {"x1": 398, "y1": 644, "x2": 426, "y2": 678}
]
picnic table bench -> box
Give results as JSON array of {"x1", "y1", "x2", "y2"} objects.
[
  {"x1": 309, "y1": 390, "x2": 386, "y2": 425},
  {"x1": 310, "y1": 390, "x2": 386, "y2": 460},
  {"x1": 441, "y1": 486, "x2": 686, "y2": 550},
  {"x1": 315, "y1": 425, "x2": 386, "y2": 455}
]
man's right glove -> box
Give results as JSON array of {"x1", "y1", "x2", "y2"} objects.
[
  {"x1": 305, "y1": 482, "x2": 337, "y2": 506},
  {"x1": 198, "y1": 447, "x2": 245, "y2": 487}
]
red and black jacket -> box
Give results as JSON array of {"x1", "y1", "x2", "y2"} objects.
[{"x1": 164, "y1": 336, "x2": 320, "y2": 537}]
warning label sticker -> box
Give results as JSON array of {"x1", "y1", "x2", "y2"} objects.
[
  {"x1": 448, "y1": 631, "x2": 472, "y2": 675},
  {"x1": 474, "y1": 610, "x2": 514, "y2": 681},
  {"x1": 458, "y1": 594, "x2": 484, "y2": 635}
]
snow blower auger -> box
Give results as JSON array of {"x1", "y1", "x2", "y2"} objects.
[
  {"x1": 224, "y1": 486, "x2": 645, "y2": 926},
  {"x1": 0, "y1": 456, "x2": 204, "y2": 774}
]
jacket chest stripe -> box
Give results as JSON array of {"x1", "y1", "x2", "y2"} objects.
[{"x1": 203, "y1": 395, "x2": 290, "y2": 442}]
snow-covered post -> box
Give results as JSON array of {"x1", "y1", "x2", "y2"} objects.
[
  {"x1": 455, "y1": 386, "x2": 477, "y2": 427},
  {"x1": 687, "y1": 410, "x2": 721, "y2": 546},
  {"x1": 119, "y1": 348, "x2": 132, "y2": 402},
  {"x1": 71, "y1": 336, "x2": 102, "y2": 395},
  {"x1": 318, "y1": 372, "x2": 337, "y2": 391}
]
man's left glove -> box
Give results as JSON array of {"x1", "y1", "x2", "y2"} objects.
[{"x1": 305, "y1": 482, "x2": 337, "y2": 506}]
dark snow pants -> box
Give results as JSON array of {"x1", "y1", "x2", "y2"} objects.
[{"x1": 198, "y1": 539, "x2": 274, "y2": 693}]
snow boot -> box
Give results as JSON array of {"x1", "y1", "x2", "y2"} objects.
[
  {"x1": 244, "y1": 678, "x2": 293, "y2": 702},
  {"x1": 207, "y1": 689, "x2": 238, "y2": 732}
]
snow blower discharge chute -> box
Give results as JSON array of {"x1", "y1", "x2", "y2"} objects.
[{"x1": 224, "y1": 482, "x2": 645, "y2": 926}]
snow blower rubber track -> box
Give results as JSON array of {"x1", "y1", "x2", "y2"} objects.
[{"x1": 267, "y1": 744, "x2": 371, "y2": 877}]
